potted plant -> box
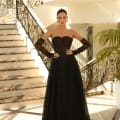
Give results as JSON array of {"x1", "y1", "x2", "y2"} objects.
[{"x1": 95, "y1": 23, "x2": 120, "y2": 113}]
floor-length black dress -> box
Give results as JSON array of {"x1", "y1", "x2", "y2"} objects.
[{"x1": 42, "y1": 36, "x2": 90, "y2": 120}]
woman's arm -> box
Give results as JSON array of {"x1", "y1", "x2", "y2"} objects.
[{"x1": 34, "y1": 30, "x2": 54, "y2": 58}]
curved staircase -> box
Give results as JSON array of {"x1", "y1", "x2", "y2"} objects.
[{"x1": 0, "y1": 24, "x2": 45, "y2": 109}]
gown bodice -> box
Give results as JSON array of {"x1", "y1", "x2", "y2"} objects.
[{"x1": 52, "y1": 36, "x2": 73, "y2": 55}]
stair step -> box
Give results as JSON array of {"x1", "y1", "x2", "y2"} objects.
[
  {"x1": 0, "y1": 24, "x2": 17, "y2": 29},
  {"x1": 0, "y1": 47, "x2": 27, "y2": 54},
  {"x1": 0, "y1": 69, "x2": 41, "y2": 77},
  {"x1": 0, "y1": 58, "x2": 33, "y2": 63},
  {"x1": 0, "y1": 67, "x2": 39, "y2": 71},
  {"x1": 0, "y1": 99, "x2": 44, "y2": 109},
  {"x1": 0, "y1": 76, "x2": 44, "y2": 83},
  {"x1": 0, "y1": 41, "x2": 25, "y2": 47},
  {"x1": 0, "y1": 54, "x2": 32, "y2": 61},
  {"x1": 0, "y1": 46, "x2": 25, "y2": 48},
  {"x1": 0, "y1": 34, "x2": 21, "y2": 40},
  {"x1": 0, "y1": 84, "x2": 45, "y2": 94},
  {"x1": 0, "y1": 59, "x2": 33, "y2": 63},
  {"x1": 0, "y1": 96, "x2": 44, "y2": 105},
  {"x1": 0, "y1": 76, "x2": 42, "y2": 81},
  {"x1": 0, "y1": 87, "x2": 45, "y2": 99},
  {"x1": 0, "y1": 29, "x2": 18, "y2": 34},
  {"x1": 0, "y1": 60, "x2": 35, "y2": 70},
  {"x1": 0, "y1": 77, "x2": 45, "y2": 92}
]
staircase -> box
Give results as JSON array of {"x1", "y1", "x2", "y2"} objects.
[{"x1": 0, "y1": 24, "x2": 46, "y2": 109}]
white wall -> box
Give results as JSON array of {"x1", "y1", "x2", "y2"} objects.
[
  {"x1": 68, "y1": 1, "x2": 120, "y2": 23},
  {"x1": 32, "y1": 0, "x2": 120, "y2": 26},
  {"x1": 33, "y1": 5, "x2": 68, "y2": 27}
]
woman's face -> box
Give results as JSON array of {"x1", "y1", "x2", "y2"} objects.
[{"x1": 57, "y1": 12, "x2": 68, "y2": 25}]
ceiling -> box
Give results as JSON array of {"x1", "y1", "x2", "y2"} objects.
[{"x1": 43, "y1": 0, "x2": 115, "y2": 6}]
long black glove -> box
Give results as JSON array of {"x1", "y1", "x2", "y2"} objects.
[
  {"x1": 73, "y1": 38, "x2": 91, "y2": 55},
  {"x1": 35, "y1": 38, "x2": 53, "y2": 58}
]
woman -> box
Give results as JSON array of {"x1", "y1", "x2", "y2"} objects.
[{"x1": 35, "y1": 8, "x2": 91, "y2": 120}]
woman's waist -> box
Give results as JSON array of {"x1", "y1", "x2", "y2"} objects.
[{"x1": 54, "y1": 49, "x2": 69, "y2": 55}]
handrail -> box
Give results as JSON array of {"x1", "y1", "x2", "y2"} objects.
[
  {"x1": 81, "y1": 54, "x2": 117, "y2": 91},
  {"x1": 16, "y1": 0, "x2": 53, "y2": 69}
]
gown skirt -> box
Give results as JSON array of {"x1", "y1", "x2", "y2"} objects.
[{"x1": 42, "y1": 36, "x2": 90, "y2": 120}]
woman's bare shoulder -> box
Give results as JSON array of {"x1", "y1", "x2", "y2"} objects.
[
  {"x1": 68, "y1": 29, "x2": 77, "y2": 36},
  {"x1": 47, "y1": 28, "x2": 55, "y2": 34},
  {"x1": 41, "y1": 29, "x2": 55, "y2": 40},
  {"x1": 68, "y1": 28, "x2": 82, "y2": 39},
  {"x1": 48, "y1": 28, "x2": 58, "y2": 35},
  {"x1": 68, "y1": 28, "x2": 76, "y2": 33}
]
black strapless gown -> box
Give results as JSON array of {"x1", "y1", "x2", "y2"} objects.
[{"x1": 42, "y1": 36, "x2": 90, "y2": 120}]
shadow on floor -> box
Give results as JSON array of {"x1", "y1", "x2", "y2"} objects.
[{"x1": 90, "y1": 107, "x2": 117, "y2": 120}]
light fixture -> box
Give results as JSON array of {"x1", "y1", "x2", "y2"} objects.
[{"x1": 40, "y1": 0, "x2": 54, "y2": 5}]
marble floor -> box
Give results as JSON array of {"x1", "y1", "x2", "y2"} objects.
[{"x1": 0, "y1": 93, "x2": 118, "y2": 120}]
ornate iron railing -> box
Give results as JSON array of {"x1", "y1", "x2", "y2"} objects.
[
  {"x1": 81, "y1": 54, "x2": 117, "y2": 91},
  {"x1": 16, "y1": 0, "x2": 53, "y2": 69},
  {"x1": 27, "y1": 0, "x2": 43, "y2": 7}
]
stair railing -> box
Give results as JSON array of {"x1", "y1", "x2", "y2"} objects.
[
  {"x1": 81, "y1": 54, "x2": 117, "y2": 92},
  {"x1": 16, "y1": 0, "x2": 53, "y2": 69}
]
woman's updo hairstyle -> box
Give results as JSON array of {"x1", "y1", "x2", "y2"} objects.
[{"x1": 57, "y1": 8, "x2": 67, "y2": 16}]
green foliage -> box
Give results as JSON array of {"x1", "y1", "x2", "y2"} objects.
[
  {"x1": 96, "y1": 28, "x2": 120, "y2": 47},
  {"x1": 115, "y1": 71, "x2": 120, "y2": 80},
  {"x1": 96, "y1": 46, "x2": 119, "y2": 62},
  {"x1": 96, "y1": 27, "x2": 120, "y2": 80}
]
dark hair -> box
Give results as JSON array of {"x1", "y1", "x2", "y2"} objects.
[{"x1": 57, "y1": 8, "x2": 67, "y2": 16}]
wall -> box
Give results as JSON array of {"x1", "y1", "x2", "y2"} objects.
[
  {"x1": 32, "y1": 5, "x2": 66, "y2": 27},
  {"x1": 32, "y1": 0, "x2": 120, "y2": 26},
  {"x1": 68, "y1": 1, "x2": 120, "y2": 23}
]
